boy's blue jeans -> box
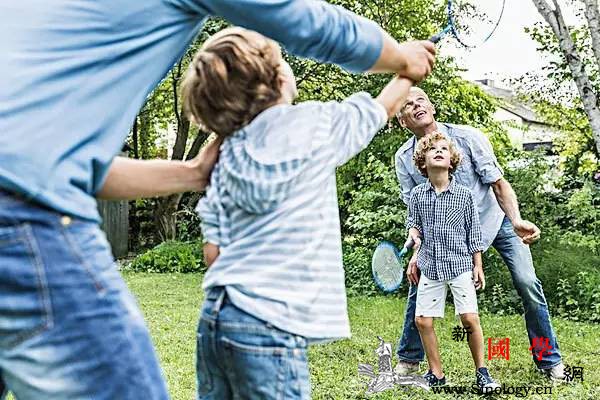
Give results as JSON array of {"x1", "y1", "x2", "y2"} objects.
[
  {"x1": 0, "y1": 190, "x2": 169, "y2": 399},
  {"x1": 396, "y1": 216, "x2": 562, "y2": 369},
  {"x1": 197, "y1": 287, "x2": 310, "y2": 399}
]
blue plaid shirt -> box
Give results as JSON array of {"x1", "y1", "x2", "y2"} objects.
[
  {"x1": 406, "y1": 178, "x2": 484, "y2": 281},
  {"x1": 395, "y1": 123, "x2": 505, "y2": 251}
]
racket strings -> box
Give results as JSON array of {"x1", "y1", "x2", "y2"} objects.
[
  {"x1": 373, "y1": 248, "x2": 404, "y2": 290},
  {"x1": 450, "y1": 0, "x2": 505, "y2": 47}
]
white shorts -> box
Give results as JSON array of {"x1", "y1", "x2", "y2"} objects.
[{"x1": 415, "y1": 271, "x2": 478, "y2": 318}]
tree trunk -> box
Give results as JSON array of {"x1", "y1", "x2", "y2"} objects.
[
  {"x1": 583, "y1": 0, "x2": 600, "y2": 68},
  {"x1": 532, "y1": 0, "x2": 600, "y2": 155},
  {"x1": 153, "y1": 60, "x2": 210, "y2": 241},
  {"x1": 132, "y1": 117, "x2": 139, "y2": 159},
  {"x1": 155, "y1": 193, "x2": 183, "y2": 242}
]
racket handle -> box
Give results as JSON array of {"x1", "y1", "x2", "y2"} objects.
[
  {"x1": 403, "y1": 238, "x2": 415, "y2": 249},
  {"x1": 429, "y1": 32, "x2": 443, "y2": 43},
  {"x1": 429, "y1": 25, "x2": 452, "y2": 44}
]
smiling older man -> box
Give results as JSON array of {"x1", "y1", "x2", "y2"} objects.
[{"x1": 392, "y1": 87, "x2": 565, "y2": 380}]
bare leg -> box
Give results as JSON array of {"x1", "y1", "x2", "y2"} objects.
[
  {"x1": 460, "y1": 313, "x2": 484, "y2": 369},
  {"x1": 415, "y1": 316, "x2": 444, "y2": 378}
]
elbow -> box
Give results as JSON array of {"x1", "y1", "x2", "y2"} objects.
[{"x1": 491, "y1": 178, "x2": 507, "y2": 195}]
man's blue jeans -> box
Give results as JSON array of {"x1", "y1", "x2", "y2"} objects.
[
  {"x1": 396, "y1": 216, "x2": 562, "y2": 369},
  {"x1": 0, "y1": 190, "x2": 169, "y2": 399},
  {"x1": 197, "y1": 287, "x2": 311, "y2": 399}
]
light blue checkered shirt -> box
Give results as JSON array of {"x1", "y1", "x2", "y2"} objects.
[
  {"x1": 197, "y1": 93, "x2": 388, "y2": 340},
  {"x1": 395, "y1": 123, "x2": 505, "y2": 250}
]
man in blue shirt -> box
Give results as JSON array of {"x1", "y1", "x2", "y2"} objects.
[
  {"x1": 0, "y1": 1, "x2": 435, "y2": 399},
  {"x1": 393, "y1": 87, "x2": 566, "y2": 381}
]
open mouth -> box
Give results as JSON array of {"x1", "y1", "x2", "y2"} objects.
[
  {"x1": 433, "y1": 155, "x2": 444, "y2": 161},
  {"x1": 414, "y1": 110, "x2": 427, "y2": 119}
]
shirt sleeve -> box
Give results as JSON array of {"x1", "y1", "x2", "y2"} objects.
[
  {"x1": 172, "y1": 0, "x2": 383, "y2": 73},
  {"x1": 465, "y1": 191, "x2": 484, "y2": 254},
  {"x1": 327, "y1": 92, "x2": 388, "y2": 166},
  {"x1": 405, "y1": 189, "x2": 422, "y2": 234},
  {"x1": 468, "y1": 129, "x2": 504, "y2": 184},
  {"x1": 395, "y1": 150, "x2": 417, "y2": 206}
]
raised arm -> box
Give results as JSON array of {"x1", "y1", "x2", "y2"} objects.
[{"x1": 174, "y1": 0, "x2": 434, "y2": 78}]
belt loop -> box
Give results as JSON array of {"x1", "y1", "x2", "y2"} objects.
[{"x1": 211, "y1": 287, "x2": 227, "y2": 316}]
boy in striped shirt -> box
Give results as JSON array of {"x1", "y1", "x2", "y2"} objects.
[
  {"x1": 182, "y1": 27, "x2": 433, "y2": 398},
  {"x1": 406, "y1": 132, "x2": 501, "y2": 392}
]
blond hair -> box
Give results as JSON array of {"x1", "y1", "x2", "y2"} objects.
[
  {"x1": 182, "y1": 27, "x2": 283, "y2": 136},
  {"x1": 413, "y1": 132, "x2": 462, "y2": 177}
]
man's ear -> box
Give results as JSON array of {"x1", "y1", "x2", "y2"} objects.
[
  {"x1": 431, "y1": 104, "x2": 436, "y2": 116},
  {"x1": 397, "y1": 114, "x2": 407, "y2": 128}
]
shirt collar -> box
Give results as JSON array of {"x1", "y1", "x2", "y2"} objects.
[{"x1": 425, "y1": 175, "x2": 456, "y2": 194}]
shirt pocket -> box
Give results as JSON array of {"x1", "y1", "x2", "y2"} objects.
[{"x1": 445, "y1": 204, "x2": 465, "y2": 230}]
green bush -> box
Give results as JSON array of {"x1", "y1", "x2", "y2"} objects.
[{"x1": 128, "y1": 241, "x2": 206, "y2": 273}]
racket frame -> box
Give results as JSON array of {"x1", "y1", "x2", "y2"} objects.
[
  {"x1": 430, "y1": 0, "x2": 506, "y2": 48},
  {"x1": 372, "y1": 240, "x2": 410, "y2": 293}
]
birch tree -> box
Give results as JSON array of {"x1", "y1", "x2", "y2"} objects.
[{"x1": 531, "y1": 0, "x2": 600, "y2": 155}]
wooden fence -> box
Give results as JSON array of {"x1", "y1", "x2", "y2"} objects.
[{"x1": 98, "y1": 199, "x2": 129, "y2": 258}]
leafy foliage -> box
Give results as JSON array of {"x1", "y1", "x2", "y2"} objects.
[{"x1": 128, "y1": 241, "x2": 205, "y2": 273}]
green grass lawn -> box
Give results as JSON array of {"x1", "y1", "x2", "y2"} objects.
[{"x1": 125, "y1": 272, "x2": 599, "y2": 399}]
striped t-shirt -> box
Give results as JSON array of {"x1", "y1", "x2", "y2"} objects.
[{"x1": 197, "y1": 92, "x2": 388, "y2": 340}]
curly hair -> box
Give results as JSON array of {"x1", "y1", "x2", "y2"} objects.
[
  {"x1": 182, "y1": 27, "x2": 283, "y2": 136},
  {"x1": 413, "y1": 132, "x2": 462, "y2": 177}
]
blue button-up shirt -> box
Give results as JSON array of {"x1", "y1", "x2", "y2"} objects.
[
  {"x1": 395, "y1": 122, "x2": 505, "y2": 250},
  {"x1": 0, "y1": 0, "x2": 382, "y2": 221},
  {"x1": 406, "y1": 178, "x2": 484, "y2": 281}
]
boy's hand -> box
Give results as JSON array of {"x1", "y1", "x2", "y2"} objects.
[
  {"x1": 187, "y1": 135, "x2": 224, "y2": 191},
  {"x1": 473, "y1": 265, "x2": 485, "y2": 291},
  {"x1": 203, "y1": 243, "x2": 220, "y2": 267},
  {"x1": 407, "y1": 254, "x2": 420, "y2": 285},
  {"x1": 408, "y1": 228, "x2": 422, "y2": 250},
  {"x1": 395, "y1": 40, "x2": 436, "y2": 83}
]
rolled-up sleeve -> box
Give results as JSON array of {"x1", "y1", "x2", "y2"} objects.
[
  {"x1": 468, "y1": 129, "x2": 503, "y2": 184},
  {"x1": 327, "y1": 92, "x2": 388, "y2": 166},
  {"x1": 465, "y1": 192, "x2": 484, "y2": 254},
  {"x1": 405, "y1": 189, "x2": 422, "y2": 234},
  {"x1": 175, "y1": 0, "x2": 383, "y2": 72}
]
